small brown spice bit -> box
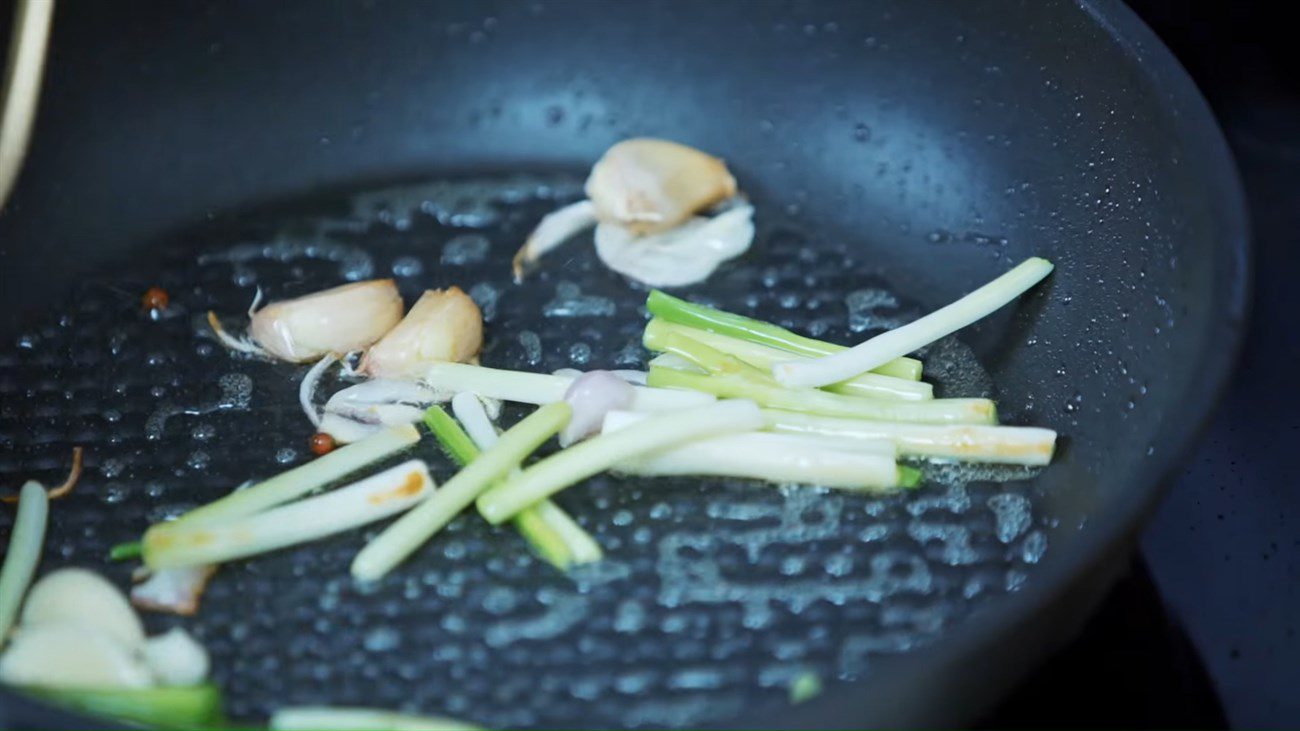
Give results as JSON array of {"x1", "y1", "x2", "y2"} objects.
[
  {"x1": 309, "y1": 432, "x2": 336, "y2": 456},
  {"x1": 142, "y1": 286, "x2": 169, "y2": 311}
]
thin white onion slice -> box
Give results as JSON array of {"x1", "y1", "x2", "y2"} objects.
[
  {"x1": 512, "y1": 199, "x2": 599, "y2": 281},
  {"x1": 319, "y1": 379, "x2": 442, "y2": 443},
  {"x1": 299, "y1": 354, "x2": 338, "y2": 428},
  {"x1": 594, "y1": 204, "x2": 753, "y2": 287}
]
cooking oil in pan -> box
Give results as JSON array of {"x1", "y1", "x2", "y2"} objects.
[{"x1": 0, "y1": 174, "x2": 1048, "y2": 727}]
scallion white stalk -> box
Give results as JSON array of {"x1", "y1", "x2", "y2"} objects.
[
  {"x1": 144, "y1": 460, "x2": 435, "y2": 569},
  {"x1": 763, "y1": 410, "x2": 1058, "y2": 465},
  {"x1": 476, "y1": 400, "x2": 764, "y2": 523},
  {"x1": 0, "y1": 481, "x2": 47, "y2": 647},
  {"x1": 450, "y1": 393, "x2": 603, "y2": 569},
  {"x1": 773, "y1": 257, "x2": 1054, "y2": 388},
  {"x1": 647, "y1": 367, "x2": 996, "y2": 425},
  {"x1": 643, "y1": 318, "x2": 933, "y2": 401},
  {"x1": 425, "y1": 362, "x2": 712, "y2": 411},
  {"x1": 351, "y1": 402, "x2": 572, "y2": 581},
  {"x1": 604, "y1": 410, "x2": 901, "y2": 490},
  {"x1": 174, "y1": 424, "x2": 420, "y2": 527}
]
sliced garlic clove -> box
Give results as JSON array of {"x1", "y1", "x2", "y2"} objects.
[
  {"x1": 20, "y1": 568, "x2": 146, "y2": 651},
  {"x1": 585, "y1": 138, "x2": 737, "y2": 234},
  {"x1": 143, "y1": 627, "x2": 210, "y2": 686},
  {"x1": 593, "y1": 204, "x2": 755, "y2": 287},
  {"x1": 359, "y1": 288, "x2": 483, "y2": 380},
  {"x1": 250, "y1": 280, "x2": 404, "y2": 362},
  {"x1": 0, "y1": 624, "x2": 153, "y2": 689}
]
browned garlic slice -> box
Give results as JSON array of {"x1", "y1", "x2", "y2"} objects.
[
  {"x1": 359, "y1": 287, "x2": 483, "y2": 380},
  {"x1": 586, "y1": 138, "x2": 737, "y2": 234},
  {"x1": 250, "y1": 280, "x2": 404, "y2": 362},
  {"x1": 594, "y1": 203, "x2": 754, "y2": 287}
]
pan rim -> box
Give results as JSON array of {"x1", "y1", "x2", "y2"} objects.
[{"x1": 741, "y1": 0, "x2": 1253, "y2": 726}]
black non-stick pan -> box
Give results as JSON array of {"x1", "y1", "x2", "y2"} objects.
[{"x1": 0, "y1": 0, "x2": 1248, "y2": 728}]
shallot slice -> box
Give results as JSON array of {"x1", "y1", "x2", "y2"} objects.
[
  {"x1": 594, "y1": 204, "x2": 754, "y2": 287},
  {"x1": 559, "y1": 370, "x2": 635, "y2": 447},
  {"x1": 318, "y1": 379, "x2": 441, "y2": 443},
  {"x1": 299, "y1": 354, "x2": 338, "y2": 428},
  {"x1": 130, "y1": 565, "x2": 218, "y2": 616}
]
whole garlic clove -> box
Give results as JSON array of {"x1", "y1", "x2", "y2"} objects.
[
  {"x1": 359, "y1": 287, "x2": 483, "y2": 381},
  {"x1": 143, "y1": 627, "x2": 210, "y2": 686},
  {"x1": 585, "y1": 138, "x2": 737, "y2": 235},
  {"x1": 250, "y1": 280, "x2": 404, "y2": 362},
  {"x1": 0, "y1": 625, "x2": 153, "y2": 689},
  {"x1": 20, "y1": 568, "x2": 146, "y2": 651}
]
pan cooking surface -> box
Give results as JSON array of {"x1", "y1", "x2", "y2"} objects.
[{"x1": 0, "y1": 174, "x2": 1051, "y2": 727}]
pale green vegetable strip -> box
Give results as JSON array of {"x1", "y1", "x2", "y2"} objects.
[
  {"x1": 176, "y1": 424, "x2": 420, "y2": 527},
  {"x1": 271, "y1": 706, "x2": 481, "y2": 731},
  {"x1": 477, "y1": 400, "x2": 764, "y2": 524},
  {"x1": 604, "y1": 409, "x2": 900, "y2": 490},
  {"x1": 603, "y1": 409, "x2": 897, "y2": 456},
  {"x1": 450, "y1": 393, "x2": 602, "y2": 569},
  {"x1": 616, "y1": 434, "x2": 903, "y2": 490},
  {"x1": 774, "y1": 257, "x2": 1054, "y2": 388},
  {"x1": 643, "y1": 318, "x2": 933, "y2": 401},
  {"x1": 351, "y1": 403, "x2": 571, "y2": 581},
  {"x1": 145, "y1": 460, "x2": 435, "y2": 569},
  {"x1": 24, "y1": 684, "x2": 224, "y2": 728},
  {"x1": 426, "y1": 362, "x2": 712, "y2": 411},
  {"x1": 646, "y1": 289, "x2": 922, "y2": 380},
  {"x1": 514, "y1": 501, "x2": 603, "y2": 568},
  {"x1": 763, "y1": 409, "x2": 1057, "y2": 465},
  {"x1": 0, "y1": 481, "x2": 47, "y2": 647},
  {"x1": 647, "y1": 367, "x2": 996, "y2": 425}
]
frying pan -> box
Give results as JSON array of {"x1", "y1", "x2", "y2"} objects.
[{"x1": 0, "y1": 0, "x2": 1248, "y2": 728}]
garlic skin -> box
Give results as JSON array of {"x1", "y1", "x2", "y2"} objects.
[
  {"x1": 585, "y1": 138, "x2": 737, "y2": 234},
  {"x1": 594, "y1": 204, "x2": 754, "y2": 287},
  {"x1": 250, "y1": 280, "x2": 404, "y2": 362},
  {"x1": 143, "y1": 628, "x2": 210, "y2": 686},
  {"x1": 20, "y1": 568, "x2": 146, "y2": 651},
  {"x1": 0, "y1": 624, "x2": 153, "y2": 689},
  {"x1": 360, "y1": 287, "x2": 483, "y2": 380}
]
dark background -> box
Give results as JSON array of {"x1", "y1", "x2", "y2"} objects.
[
  {"x1": 992, "y1": 1, "x2": 1300, "y2": 727},
  {"x1": 0, "y1": 1, "x2": 1295, "y2": 727}
]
